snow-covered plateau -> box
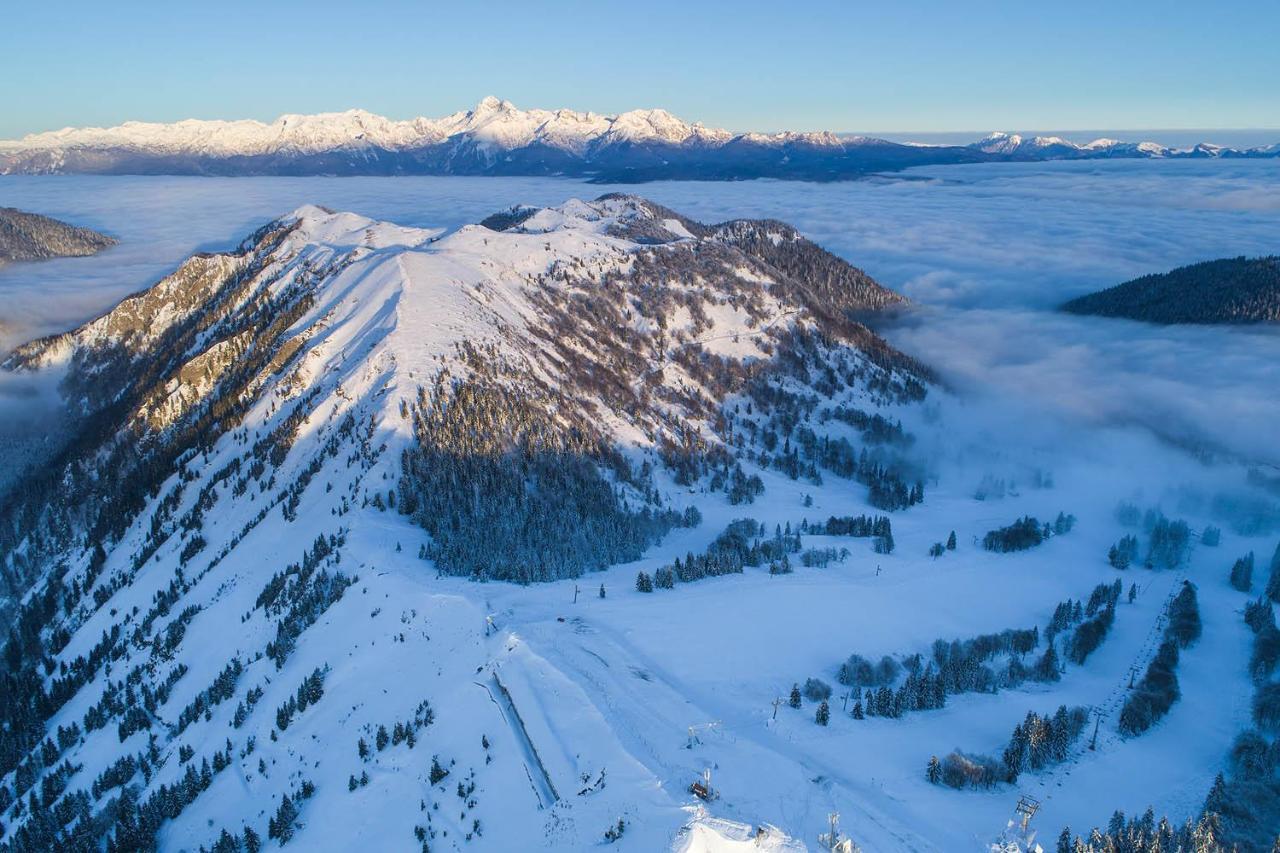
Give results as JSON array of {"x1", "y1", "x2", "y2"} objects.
[{"x1": 0, "y1": 191, "x2": 1276, "y2": 853}]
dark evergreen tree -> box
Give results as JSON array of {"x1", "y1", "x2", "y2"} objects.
[
  {"x1": 1268, "y1": 542, "x2": 1280, "y2": 603},
  {"x1": 267, "y1": 794, "x2": 298, "y2": 843},
  {"x1": 1230, "y1": 553, "x2": 1255, "y2": 592}
]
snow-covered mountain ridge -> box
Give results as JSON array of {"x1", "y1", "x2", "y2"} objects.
[
  {"x1": 3, "y1": 98, "x2": 1272, "y2": 180},
  {"x1": 0, "y1": 193, "x2": 1273, "y2": 852},
  {"x1": 0, "y1": 195, "x2": 936, "y2": 850}
]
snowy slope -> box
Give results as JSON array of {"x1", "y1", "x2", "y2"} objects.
[{"x1": 0, "y1": 195, "x2": 1274, "y2": 853}]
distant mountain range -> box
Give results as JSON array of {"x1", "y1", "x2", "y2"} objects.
[
  {"x1": 2, "y1": 97, "x2": 1276, "y2": 181},
  {"x1": 1061, "y1": 256, "x2": 1280, "y2": 324},
  {"x1": 0, "y1": 207, "x2": 115, "y2": 266}
]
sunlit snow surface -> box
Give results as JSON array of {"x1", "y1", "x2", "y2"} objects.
[{"x1": 0, "y1": 161, "x2": 1279, "y2": 851}]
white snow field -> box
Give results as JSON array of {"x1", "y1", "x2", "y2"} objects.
[{"x1": 0, "y1": 194, "x2": 1274, "y2": 853}]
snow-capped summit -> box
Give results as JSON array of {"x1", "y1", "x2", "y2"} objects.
[{"x1": 7, "y1": 99, "x2": 1271, "y2": 179}]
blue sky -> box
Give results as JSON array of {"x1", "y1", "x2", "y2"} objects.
[{"x1": 2, "y1": 0, "x2": 1277, "y2": 138}]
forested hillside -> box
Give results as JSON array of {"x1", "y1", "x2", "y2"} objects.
[
  {"x1": 0, "y1": 208, "x2": 115, "y2": 266},
  {"x1": 1061, "y1": 256, "x2": 1280, "y2": 324}
]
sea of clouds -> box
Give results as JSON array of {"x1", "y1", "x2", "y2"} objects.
[{"x1": 0, "y1": 159, "x2": 1278, "y2": 482}]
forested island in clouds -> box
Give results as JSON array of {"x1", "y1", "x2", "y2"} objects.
[
  {"x1": 0, "y1": 208, "x2": 115, "y2": 267},
  {"x1": 1061, "y1": 256, "x2": 1280, "y2": 324}
]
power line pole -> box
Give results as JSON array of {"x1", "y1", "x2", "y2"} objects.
[{"x1": 772, "y1": 697, "x2": 783, "y2": 721}]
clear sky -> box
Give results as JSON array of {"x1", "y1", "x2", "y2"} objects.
[{"x1": 2, "y1": 0, "x2": 1277, "y2": 139}]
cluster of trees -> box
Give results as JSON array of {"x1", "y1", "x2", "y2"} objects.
[
  {"x1": 1051, "y1": 810, "x2": 1233, "y2": 853},
  {"x1": 264, "y1": 566, "x2": 354, "y2": 669},
  {"x1": 806, "y1": 514, "x2": 894, "y2": 554},
  {"x1": 837, "y1": 654, "x2": 900, "y2": 690},
  {"x1": 1269, "y1": 543, "x2": 1280, "y2": 603},
  {"x1": 758, "y1": 422, "x2": 924, "y2": 512},
  {"x1": 90, "y1": 748, "x2": 149, "y2": 800},
  {"x1": 254, "y1": 533, "x2": 346, "y2": 615},
  {"x1": 401, "y1": 375, "x2": 689, "y2": 582},
  {"x1": 799, "y1": 546, "x2": 849, "y2": 568},
  {"x1": 274, "y1": 667, "x2": 327, "y2": 731},
  {"x1": 928, "y1": 705, "x2": 1088, "y2": 788},
  {"x1": 1107, "y1": 534, "x2": 1140, "y2": 569},
  {"x1": 0, "y1": 568, "x2": 137, "y2": 835},
  {"x1": 103, "y1": 739, "x2": 239, "y2": 851},
  {"x1": 818, "y1": 405, "x2": 913, "y2": 447},
  {"x1": 1064, "y1": 582, "x2": 1123, "y2": 665},
  {"x1": 806, "y1": 514, "x2": 892, "y2": 537},
  {"x1": 1245, "y1": 597, "x2": 1280, "y2": 679},
  {"x1": 834, "y1": 623, "x2": 1061, "y2": 721},
  {"x1": 1067, "y1": 606, "x2": 1115, "y2": 666},
  {"x1": 1230, "y1": 552, "x2": 1255, "y2": 592},
  {"x1": 1119, "y1": 582, "x2": 1200, "y2": 736},
  {"x1": 926, "y1": 628, "x2": 1053, "y2": 696},
  {"x1": 1146, "y1": 513, "x2": 1191, "y2": 570},
  {"x1": 982, "y1": 512, "x2": 1075, "y2": 553},
  {"x1": 231, "y1": 685, "x2": 264, "y2": 729},
  {"x1": 637, "y1": 519, "x2": 812, "y2": 592},
  {"x1": 728, "y1": 369, "x2": 924, "y2": 512},
  {"x1": 254, "y1": 538, "x2": 354, "y2": 669},
  {"x1": 175, "y1": 658, "x2": 242, "y2": 735},
  {"x1": 928, "y1": 531, "x2": 957, "y2": 558},
  {"x1": 267, "y1": 780, "x2": 316, "y2": 845},
  {"x1": 850, "y1": 671, "x2": 943, "y2": 719},
  {"x1": 358, "y1": 699, "x2": 435, "y2": 759},
  {"x1": 1113, "y1": 506, "x2": 1192, "y2": 569}
]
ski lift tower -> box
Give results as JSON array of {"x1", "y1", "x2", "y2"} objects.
[
  {"x1": 818, "y1": 812, "x2": 857, "y2": 853},
  {"x1": 1015, "y1": 796, "x2": 1040, "y2": 834},
  {"x1": 990, "y1": 795, "x2": 1043, "y2": 853}
]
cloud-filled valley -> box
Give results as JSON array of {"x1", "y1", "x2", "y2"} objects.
[{"x1": 3, "y1": 159, "x2": 1278, "y2": 474}]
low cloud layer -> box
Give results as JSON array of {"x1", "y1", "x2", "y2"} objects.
[{"x1": 1, "y1": 159, "x2": 1278, "y2": 483}]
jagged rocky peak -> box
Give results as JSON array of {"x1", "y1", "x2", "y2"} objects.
[{"x1": 0, "y1": 207, "x2": 116, "y2": 266}]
